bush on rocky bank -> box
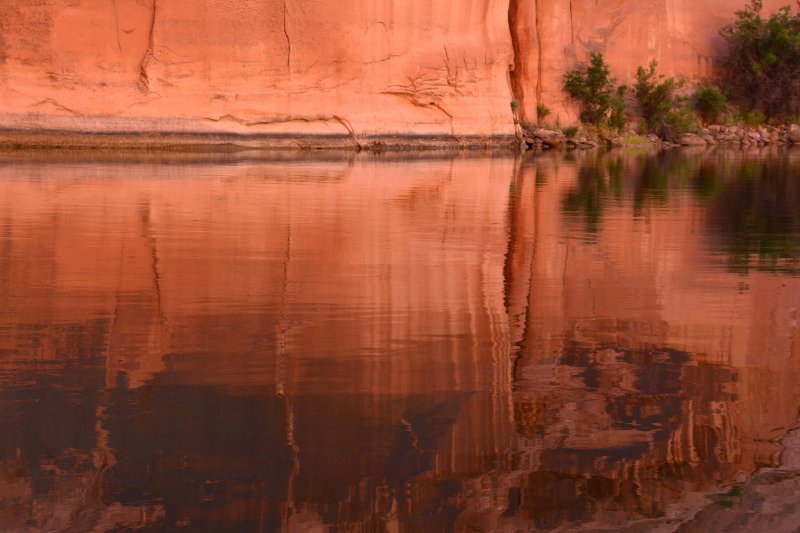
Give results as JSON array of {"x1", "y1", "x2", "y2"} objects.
[{"x1": 546, "y1": 1, "x2": 800, "y2": 151}]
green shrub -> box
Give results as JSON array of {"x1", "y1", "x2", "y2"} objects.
[
  {"x1": 719, "y1": 0, "x2": 800, "y2": 119},
  {"x1": 564, "y1": 53, "x2": 627, "y2": 130},
  {"x1": 622, "y1": 134, "x2": 649, "y2": 146},
  {"x1": 537, "y1": 104, "x2": 551, "y2": 123},
  {"x1": 510, "y1": 99, "x2": 521, "y2": 112},
  {"x1": 740, "y1": 108, "x2": 766, "y2": 125},
  {"x1": 634, "y1": 61, "x2": 682, "y2": 133},
  {"x1": 608, "y1": 86, "x2": 628, "y2": 131},
  {"x1": 666, "y1": 97, "x2": 703, "y2": 136},
  {"x1": 695, "y1": 86, "x2": 728, "y2": 124},
  {"x1": 562, "y1": 126, "x2": 579, "y2": 138}
]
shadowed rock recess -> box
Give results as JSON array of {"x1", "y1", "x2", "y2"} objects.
[{"x1": 0, "y1": 0, "x2": 788, "y2": 149}]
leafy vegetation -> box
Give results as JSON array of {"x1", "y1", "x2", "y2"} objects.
[
  {"x1": 634, "y1": 61, "x2": 682, "y2": 132},
  {"x1": 665, "y1": 97, "x2": 703, "y2": 136},
  {"x1": 562, "y1": 126, "x2": 579, "y2": 138},
  {"x1": 561, "y1": 151, "x2": 800, "y2": 275},
  {"x1": 695, "y1": 86, "x2": 728, "y2": 124},
  {"x1": 739, "y1": 108, "x2": 766, "y2": 126},
  {"x1": 719, "y1": 0, "x2": 800, "y2": 119},
  {"x1": 632, "y1": 61, "x2": 703, "y2": 137},
  {"x1": 537, "y1": 104, "x2": 551, "y2": 123},
  {"x1": 556, "y1": 2, "x2": 800, "y2": 134},
  {"x1": 564, "y1": 53, "x2": 628, "y2": 130}
]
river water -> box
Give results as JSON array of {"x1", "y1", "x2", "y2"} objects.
[{"x1": 0, "y1": 149, "x2": 798, "y2": 532}]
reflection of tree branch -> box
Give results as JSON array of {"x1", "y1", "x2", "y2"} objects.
[
  {"x1": 141, "y1": 202, "x2": 166, "y2": 325},
  {"x1": 275, "y1": 190, "x2": 300, "y2": 528},
  {"x1": 282, "y1": 396, "x2": 301, "y2": 530}
]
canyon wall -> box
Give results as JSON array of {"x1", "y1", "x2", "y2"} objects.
[
  {"x1": 0, "y1": 0, "x2": 516, "y2": 145},
  {"x1": 0, "y1": 0, "x2": 789, "y2": 144}
]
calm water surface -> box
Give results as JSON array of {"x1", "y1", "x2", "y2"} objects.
[{"x1": 0, "y1": 149, "x2": 799, "y2": 532}]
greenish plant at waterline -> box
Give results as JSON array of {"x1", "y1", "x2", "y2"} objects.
[
  {"x1": 635, "y1": 60, "x2": 682, "y2": 133},
  {"x1": 620, "y1": 134, "x2": 649, "y2": 146},
  {"x1": 665, "y1": 97, "x2": 703, "y2": 136},
  {"x1": 537, "y1": 104, "x2": 551, "y2": 123},
  {"x1": 562, "y1": 126, "x2": 579, "y2": 138},
  {"x1": 695, "y1": 85, "x2": 728, "y2": 124},
  {"x1": 564, "y1": 53, "x2": 628, "y2": 130},
  {"x1": 719, "y1": 0, "x2": 800, "y2": 119},
  {"x1": 739, "y1": 108, "x2": 766, "y2": 126}
]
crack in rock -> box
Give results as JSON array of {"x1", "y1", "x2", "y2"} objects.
[{"x1": 138, "y1": 0, "x2": 158, "y2": 93}]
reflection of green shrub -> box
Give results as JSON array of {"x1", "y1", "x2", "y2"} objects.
[
  {"x1": 696, "y1": 86, "x2": 728, "y2": 123},
  {"x1": 635, "y1": 61, "x2": 681, "y2": 133},
  {"x1": 561, "y1": 151, "x2": 800, "y2": 275},
  {"x1": 564, "y1": 53, "x2": 627, "y2": 130},
  {"x1": 702, "y1": 156, "x2": 800, "y2": 275},
  {"x1": 562, "y1": 156, "x2": 622, "y2": 234}
]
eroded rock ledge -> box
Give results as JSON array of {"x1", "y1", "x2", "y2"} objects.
[{"x1": 0, "y1": 0, "x2": 789, "y2": 148}]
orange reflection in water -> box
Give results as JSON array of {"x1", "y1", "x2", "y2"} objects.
[{"x1": 0, "y1": 150, "x2": 798, "y2": 532}]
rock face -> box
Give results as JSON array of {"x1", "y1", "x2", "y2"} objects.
[
  {"x1": 522, "y1": 127, "x2": 565, "y2": 148},
  {"x1": 0, "y1": 0, "x2": 790, "y2": 143},
  {"x1": 0, "y1": 0, "x2": 516, "y2": 144},
  {"x1": 679, "y1": 133, "x2": 708, "y2": 146}
]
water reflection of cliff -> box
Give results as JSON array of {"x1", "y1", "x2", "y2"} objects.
[
  {"x1": 506, "y1": 149, "x2": 800, "y2": 531},
  {"x1": 0, "y1": 150, "x2": 798, "y2": 531}
]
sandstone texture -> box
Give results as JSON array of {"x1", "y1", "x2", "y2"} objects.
[
  {"x1": 0, "y1": 0, "x2": 515, "y2": 144},
  {"x1": 0, "y1": 0, "x2": 790, "y2": 145}
]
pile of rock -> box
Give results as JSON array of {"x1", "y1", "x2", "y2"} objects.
[
  {"x1": 673, "y1": 124, "x2": 800, "y2": 147},
  {"x1": 522, "y1": 128, "x2": 565, "y2": 149},
  {"x1": 523, "y1": 124, "x2": 800, "y2": 151},
  {"x1": 568, "y1": 135, "x2": 600, "y2": 149},
  {"x1": 522, "y1": 127, "x2": 599, "y2": 149}
]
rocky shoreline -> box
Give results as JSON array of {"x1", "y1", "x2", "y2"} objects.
[
  {"x1": 523, "y1": 124, "x2": 800, "y2": 150},
  {"x1": 0, "y1": 124, "x2": 797, "y2": 153},
  {"x1": 0, "y1": 129, "x2": 521, "y2": 152}
]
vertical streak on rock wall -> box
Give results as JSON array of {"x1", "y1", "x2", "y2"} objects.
[
  {"x1": 507, "y1": 0, "x2": 535, "y2": 125},
  {"x1": 137, "y1": 0, "x2": 157, "y2": 93},
  {"x1": 533, "y1": 0, "x2": 543, "y2": 108},
  {"x1": 282, "y1": 0, "x2": 292, "y2": 72},
  {"x1": 507, "y1": 0, "x2": 523, "y2": 111},
  {"x1": 508, "y1": 0, "x2": 579, "y2": 125}
]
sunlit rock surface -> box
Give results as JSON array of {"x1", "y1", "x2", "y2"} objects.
[
  {"x1": 0, "y1": 1, "x2": 789, "y2": 142},
  {"x1": 0, "y1": 0, "x2": 515, "y2": 143}
]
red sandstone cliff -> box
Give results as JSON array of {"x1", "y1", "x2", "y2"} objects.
[
  {"x1": 0, "y1": 0, "x2": 515, "y2": 145},
  {"x1": 0, "y1": 1, "x2": 790, "y2": 145}
]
